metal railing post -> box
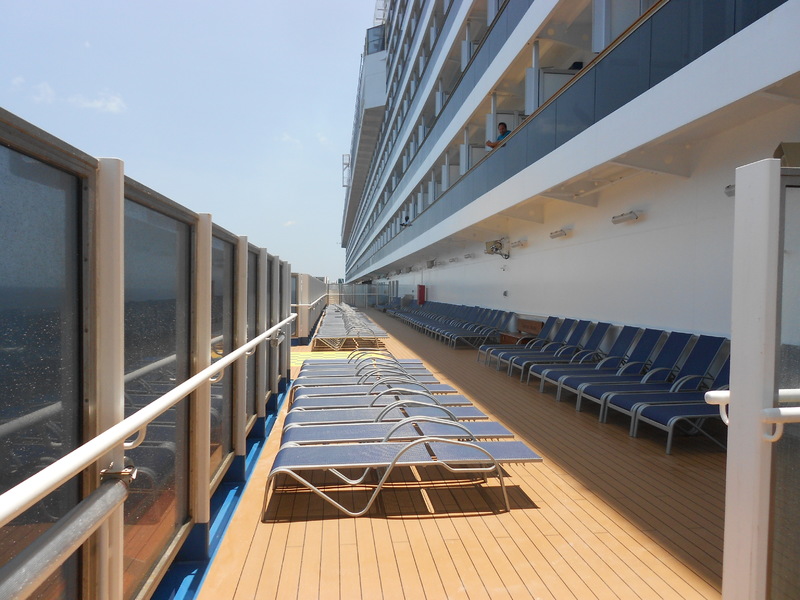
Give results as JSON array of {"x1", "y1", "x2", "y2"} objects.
[
  {"x1": 233, "y1": 236, "x2": 248, "y2": 461},
  {"x1": 256, "y1": 248, "x2": 269, "y2": 419},
  {"x1": 191, "y1": 214, "x2": 212, "y2": 530},
  {"x1": 94, "y1": 157, "x2": 125, "y2": 600}
]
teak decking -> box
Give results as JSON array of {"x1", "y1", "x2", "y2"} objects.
[{"x1": 197, "y1": 310, "x2": 725, "y2": 599}]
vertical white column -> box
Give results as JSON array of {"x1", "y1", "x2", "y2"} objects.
[
  {"x1": 525, "y1": 41, "x2": 540, "y2": 115},
  {"x1": 95, "y1": 158, "x2": 125, "y2": 600},
  {"x1": 592, "y1": 0, "x2": 611, "y2": 53},
  {"x1": 723, "y1": 158, "x2": 782, "y2": 600},
  {"x1": 256, "y1": 248, "x2": 268, "y2": 419},
  {"x1": 233, "y1": 236, "x2": 248, "y2": 456},
  {"x1": 191, "y1": 214, "x2": 212, "y2": 523},
  {"x1": 281, "y1": 261, "x2": 291, "y2": 381}
]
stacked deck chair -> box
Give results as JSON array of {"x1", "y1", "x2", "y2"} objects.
[
  {"x1": 477, "y1": 315, "x2": 559, "y2": 364},
  {"x1": 266, "y1": 356, "x2": 543, "y2": 518},
  {"x1": 504, "y1": 319, "x2": 594, "y2": 379},
  {"x1": 528, "y1": 325, "x2": 642, "y2": 392},
  {"x1": 487, "y1": 317, "x2": 577, "y2": 371},
  {"x1": 511, "y1": 321, "x2": 613, "y2": 382},
  {"x1": 580, "y1": 334, "x2": 727, "y2": 422}
]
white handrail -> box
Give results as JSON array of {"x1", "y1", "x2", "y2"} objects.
[
  {"x1": 0, "y1": 313, "x2": 297, "y2": 530},
  {"x1": 291, "y1": 293, "x2": 328, "y2": 308},
  {"x1": 123, "y1": 335, "x2": 224, "y2": 383},
  {"x1": 705, "y1": 388, "x2": 800, "y2": 441}
]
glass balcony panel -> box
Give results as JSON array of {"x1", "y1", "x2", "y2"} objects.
[
  {"x1": 122, "y1": 199, "x2": 191, "y2": 600},
  {"x1": 595, "y1": 21, "x2": 651, "y2": 121},
  {"x1": 0, "y1": 145, "x2": 82, "y2": 598},
  {"x1": 651, "y1": 0, "x2": 734, "y2": 87},
  {"x1": 555, "y1": 68, "x2": 596, "y2": 147},
  {"x1": 735, "y1": 0, "x2": 788, "y2": 30},
  {"x1": 210, "y1": 237, "x2": 234, "y2": 479},
  {"x1": 246, "y1": 251, "x2": 258, "y2": 419}
]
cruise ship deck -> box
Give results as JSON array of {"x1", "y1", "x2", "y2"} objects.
[{"x1": 198, "y1": 309, "x2": 724, "y2": 600}]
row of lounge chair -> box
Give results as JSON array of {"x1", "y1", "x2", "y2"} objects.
[
  {"x1": 263, "y1": 349, "x2": 542, "y2": 517},
  {"x1": 386, "y1": 301, "x2": 514, "y2": 348},
  {"x1": 479, "y1": 319, "x2": 730, "y2": 454}
]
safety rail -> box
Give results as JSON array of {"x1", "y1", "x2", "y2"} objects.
[
  {"x1": 705, "y1": 388, "x2": 800, "y2": 442},
  {"x1": 291, "y1": 292, "x2": 328, "y2": 309},
  {"x1": 0, "y1": 313, "x2": 296, "y2": 530}
]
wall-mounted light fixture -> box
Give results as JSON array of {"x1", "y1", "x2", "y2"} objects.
[
  {"x1": 724, "y1": 184, "x2": 735, "y2": 197},
  {"x1": 464, "y1": 253, "x2": 474, "y2": 259},
  {"x1": 448, "y1": 257, "x2": 458, "y2": 263},
  {"x1": 611, "y1": 210, "x2": 639, "y2": 225},
  {"x1": 485, "y1": 239, "x2": 510, "y2": 259},
  {"x1": 549, "y1": 229, "x2": 568, "y2": 239}
]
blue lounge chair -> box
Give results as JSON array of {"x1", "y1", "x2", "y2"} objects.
[
  {"x1": 506, "y1": 320, "x2": 594, "y2": 378},
  {"x1": 513, "y1": 322, "x2": 612, "y2": 383},
  {"x1": 489, "y1": 318, "x2": 577, "y2": 371},
  {"x1": 291, "y1": 388, "x2": 472, "y2": 410},
  {"x1": 530, "y1": 325, "x2": 642, "y2": 392},
  {"x1": 632, "y1": 397, "x2": 728, "y2": 455},
  {"x1": 588, "y1": 335, "x2": 727, "y2": 422},
  {"x1": 568, "y1": 331, "x2": 693, "y2": 411},
  {"x1": 283, "y1": 401, "x2": 490, "y2": 427},
  {"x1": 477, "y1": 316, "x2": 559, "y2": 363},
  {"x1": 280, "y1": 416, "x2": 515, "y2": 446},
  {"x1": 292, "y1": 381, "x2": 459, "y2": 402},
  {"x1": 487, "y1": 317, "x2": 576, "y2": 369},
  {"x1": 263, "y1": 438, "x2": 542, "y2": 517}
]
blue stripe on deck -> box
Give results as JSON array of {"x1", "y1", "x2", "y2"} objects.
[{"x1": 152, "y1": 390, "x2": 288, "y2": 600}]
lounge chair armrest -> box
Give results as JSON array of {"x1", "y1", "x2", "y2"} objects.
[
  {"x1": 641, "y1": 367, "x2": 672, "y2": 382},
  {"x1": 669, "y1": 374, "x2": 708, "y2": 392},
  {"x1": 596, "y1": 355, "x2": 623, "y2": 368},
  {"x1": 617, "y1": 361, "x2": 646, "y2": 374},
  {"x1": 571, "y1": 349, "x2": 600, "y2": 363},
  {"x1": 371, "y1": 387, "x2": 438, "y2": 406}
]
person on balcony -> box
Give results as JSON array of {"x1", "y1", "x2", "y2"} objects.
[{"x1": 486, "y1": 122, "x2": 509, "y2": 149}]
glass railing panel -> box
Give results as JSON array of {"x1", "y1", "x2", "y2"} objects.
[
  {"x1": 210, "y1": 236, "x2": 234, "y2": 479},
  {"x1": 0, "y1": 144, "x2": 82, "y2": 598},
  {"x1": 770, "y1": 182, "x2": 800, "y2": 598},
  {"x1": 734, "y1": 0, "x2": 788, "y2": 30},
  {"x1": 595, "y1": 21, "x2": 652, "y2": 122},
  {"x1": 650, "y1": 0, "x2": 734, "y2": 88},
  {"x1": 525, "y1": 101, "x2": 557, "y2": 164},
  {"x1": 555, "y1": 68, "x2": 596, "y2": 147},
  {"x1": 246, "y1": 250, "x2": 258, "y2": 420},
  {"x1": 122, "y1": 199, "x2": 191, "y2": 600}
]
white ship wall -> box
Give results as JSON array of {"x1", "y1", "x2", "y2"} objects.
[{"x1": 389, "y1": 103, "x2": 800, "y2": 336}]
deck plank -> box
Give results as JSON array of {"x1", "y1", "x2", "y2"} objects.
[{"x1": 196, "y1": 308, "x2": 725, "y2": 600}]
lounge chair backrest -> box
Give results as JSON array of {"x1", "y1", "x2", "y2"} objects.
[
  {"x1": 562, "y1": 320, "x2": 592, "y2": 347},
  {"x1": 649, "y1": 332, "x2": 694, "y2": 370},
  {"x1": 674, "y1": 335, "x2": 727, "y2": 378},
  {"x1": 536, "y1": 316, "x2": 559, "y2": 341},
  {"x1": 626, "y1": 329, "x2": 666, "y2": 364},
  {"x1": 549, "y1": 318, "x2": 577, "y2": 345},
  {"x1": 711, "y1": 356, "x2": 731, "y2": 388},
  {"x1": 604, "y1": 326, "x2": 641, "y2": 358},
  {"x1": 581, "y1": 322, "x2": 612, "y2": 351}
]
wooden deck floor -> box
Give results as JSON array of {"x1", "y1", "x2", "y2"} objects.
[{"x1": 197, "y1": 310, "x2": 725, "y2": 599}]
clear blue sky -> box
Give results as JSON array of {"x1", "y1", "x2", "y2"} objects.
[{"x1": 1, "y1": 0, "x2": 378, "y2": 281}]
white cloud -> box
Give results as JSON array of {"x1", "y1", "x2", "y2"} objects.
[
  {"x1": 11, "y1": 76, "x2": 25, "y2": 91},
  {"x1": 283, "y1": 220, "x2": 296, "y2": 227},
  {"x1": 69, "y1": 91, "x2": 127, "y2": 113},
  {"x1": 278, "y1": 132, "x2": 302, "y2": 150},
  {"x1": 316, "y1": 132, "x2": 330, "y2": 145},
  {"x1": 32, "y1": 82, "x2": 55, "y2": 104}
]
